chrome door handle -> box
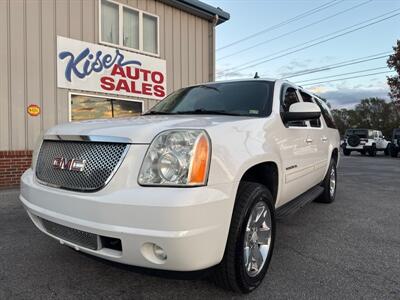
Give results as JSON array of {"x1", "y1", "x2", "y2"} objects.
[
  {"x1": 305, "y1": 138, "x2": 313, "y2": 144},
  {"x1": 321, "y1": 136, "x2": 328, "y2": 142}
]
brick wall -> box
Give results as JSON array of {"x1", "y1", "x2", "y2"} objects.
[{"x1": 0, "y1": 151, "x2": 32, "y2": 188}]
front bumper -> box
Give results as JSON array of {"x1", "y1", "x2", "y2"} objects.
[{"x1": 20, "y1": 168, "x2": 235, "y2": 271}]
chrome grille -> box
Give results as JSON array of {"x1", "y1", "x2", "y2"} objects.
[
  {"x1": 41, "y1": 218, "x2": 99, "y2": 250},
  {"x1": 36, "y1": 140, "x2": 128, "y2": 192}
]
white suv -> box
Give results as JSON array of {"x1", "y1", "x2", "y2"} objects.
[
  {"x1": 20, "y1": 79, "x2": 340, "y2": 293},
  {"x1": 342, "y1": 128, "x2": 390, "y2": 156}
]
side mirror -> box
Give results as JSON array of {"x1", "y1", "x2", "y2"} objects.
[{"x1": 282, "y1": 102, "x2": 321, "y2": 123}]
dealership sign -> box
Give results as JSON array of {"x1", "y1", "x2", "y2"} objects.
[{"x1": 57, "y1": 36, "x2": 167, "y2": 100}]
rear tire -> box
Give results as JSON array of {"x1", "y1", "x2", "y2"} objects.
[
  {"x1": 213, "y1": 182, "x2": 275, "y2": 293},
  {"x1": 315, "y1": 159, "x2": 337, "y2": 204},
  {"x1": 384, "y1": 145, "x2": 390, "y2": 156},
  {"x1": 343, "y1": 148, "x2": 351, "y2": 156},
  {"x1": 368, "y1": 145, "x2": 377, "y2": 157}
]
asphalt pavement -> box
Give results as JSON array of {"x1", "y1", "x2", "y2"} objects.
[{"x1": 1, "y1": 154, "x2": 399, "y2": 299}]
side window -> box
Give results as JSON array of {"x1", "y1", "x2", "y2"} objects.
[
  {"x1": 299, "y1": 91, "x2": 321, "y2": 128},
  {"x1": 368, "y1": 130, "x2": 374, "y2": 139},
  {"x1": 280, "y1": 86, "x2": 306, "y2": 127},
  {"x1": 314, "y1": 98, "x2": 337, "y2": 129}
]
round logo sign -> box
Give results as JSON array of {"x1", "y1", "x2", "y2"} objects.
[{"x1": 27, "y1": 104, "x2": 40, "y2": 116}]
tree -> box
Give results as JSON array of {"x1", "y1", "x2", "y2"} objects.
[
  {"x1": 387, "y1": 40, "x2": 400, "y2": 105},
  {"x1": 332, "y1": 98, "x2": 399, "y2": 138}
]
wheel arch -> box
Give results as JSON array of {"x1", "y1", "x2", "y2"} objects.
[
  {"x1": 238, "y1": 161, "x2": 279, "y2": 206},
  {"x1": 331, "y1": 147, "x2": 339, "y2": 165}
]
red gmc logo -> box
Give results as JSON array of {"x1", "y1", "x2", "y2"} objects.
[{"x1": 53, "y1": 157, "x2": 86, "y2": 172}]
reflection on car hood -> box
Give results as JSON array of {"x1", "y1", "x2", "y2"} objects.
[{"x1": 45, "y1": 115, "x2": 252, "y2": 143}]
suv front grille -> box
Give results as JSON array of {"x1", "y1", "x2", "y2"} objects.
[
  {"x1": 35, "y1": 140, "x2": 128, "y2": 192},
  {"x1": 41, "y1": 218, "x2": 99, "y2": 250}
]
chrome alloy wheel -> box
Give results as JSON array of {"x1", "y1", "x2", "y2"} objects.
[
  {"x1": 243, "y1": 201, "x2": 272, "y2": 277},
  {"x1": 329, "y1": 167, "x2": 336, "y2": 198}
]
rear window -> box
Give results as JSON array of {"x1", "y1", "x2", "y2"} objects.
[
  {"x1": 346, "y1": 129, "x2": 369, "y2": 138},
  {"x1": 394, "y1": 129, "x2": 400, "y2": 138}
]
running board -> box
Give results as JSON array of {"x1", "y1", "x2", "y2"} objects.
[{"x1": 275, "y1": 185, "x2": 324, "y2": 219}]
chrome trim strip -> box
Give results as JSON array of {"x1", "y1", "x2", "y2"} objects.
[
  {"x1": 35, "y1": 144, "x2": 131, "y2": 193},
  {"x1": 44, "y1": 135, "x2": 133, "y2": 144}
]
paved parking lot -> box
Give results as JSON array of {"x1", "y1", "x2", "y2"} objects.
[{"x1": 1, "y1": 154, "x2": 399, "y2": 299}]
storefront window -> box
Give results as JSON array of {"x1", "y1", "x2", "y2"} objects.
[
  {"x1": 70, "y1": 94, "x2": 143, "y2": 122},
  {"x1": 100, "y1": 0, "x2": 159, "y2": 55},
  {"x1": 101, "y1": 0, "x2": 119, "y2": 45}
]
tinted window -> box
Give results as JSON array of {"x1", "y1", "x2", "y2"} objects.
[
  {"x1": 315, "y1": 98, "x2": 336, "y2": 129},
  {"x1": 280, "y1": 86, "x2": 306, "y2": 127},
  {"x1": 394, "y1": 129, "x2": 400, "y2": 139},
  {"x1": 345, "y1": 129, "x2": 369, "y2": 138},
  {"x1": 148, "y1": 81, "x2": 274, "y2": 117},
  {"x1": 299, "y1": 91, "x2": 321, "y2": 128}
]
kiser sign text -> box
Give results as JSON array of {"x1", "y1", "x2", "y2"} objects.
[{"x1": 57, "y1": 36, "x2": 167, "y2": 100}]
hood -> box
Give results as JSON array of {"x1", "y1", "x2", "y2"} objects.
[{"x1": 45, "y1": 115, "x2": 250, "y2": 143}]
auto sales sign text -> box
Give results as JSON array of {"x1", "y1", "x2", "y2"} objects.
[{"x1": 57, "y1": 36, "x2": 167, "y2": 100}]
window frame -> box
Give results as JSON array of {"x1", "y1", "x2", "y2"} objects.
[
  {"x1": 99, "y1": 0, "x2": 160, "y2": 57},
  {"x1": 298, "y1": 90, "x2": 323, "y2": 129},
  {"x1": 68, "y1": 91, "x2": 144, "y2": 122},
  {"x1": 280, "y1": 84, "x2": 308, "y2": 128},
  {"x1": 313, "y1": 96, "x2": 337, "y2": 129}
]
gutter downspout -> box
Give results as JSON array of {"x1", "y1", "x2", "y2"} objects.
[{"x1": 209, "y1": 14, "x2": 219, "y2": 81}]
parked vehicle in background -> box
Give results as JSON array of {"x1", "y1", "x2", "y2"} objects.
[
  {"x1": 20, "y1": 79, "x2": 340, "y2": 293},
  {"x1": 389, "y1": 128, "x2": 400, "y2": 157},
  {"x1": 342, "y1": 129, "x2": 390, "y2": 156}
]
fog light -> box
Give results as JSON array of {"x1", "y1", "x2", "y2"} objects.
[
  {"x1": 153, "y1": 244, "x2": 167, "y2": 261},
  {"x1": 141, "y1": 242, "x2": 168, "y2": 264}
]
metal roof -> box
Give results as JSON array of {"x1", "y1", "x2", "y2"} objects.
[{"x1": 159, "y1": 0, "x2": 230, "y2": 25}]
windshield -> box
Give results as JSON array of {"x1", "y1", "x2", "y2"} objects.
[
  {"x1": 345, "y1": 129, "x2": 369, "y2": 138},
  {"x1": 145, "y1": 81, "x2": 275, "y2": 117}
]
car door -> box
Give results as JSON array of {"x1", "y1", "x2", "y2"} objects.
[
  {"x1": 376, "y1": 131, "x2": 385, "y2": 149},
  {"x1": 278, "y1": 85, "x2": 318, "y2": 205},
  {"x1": 298, "y1": 91, "x2": 328, "y2": 182},
  {"x1": 373, "y1": 130, "x2": 379, "y2": 148}
]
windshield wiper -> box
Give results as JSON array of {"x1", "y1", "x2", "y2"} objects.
[
  {"x1": 175, "y1": 109, "x2": 242, "y2": 116},
  {"x1": 142, "y1": 111, "x2": 175, "y2": 115}
]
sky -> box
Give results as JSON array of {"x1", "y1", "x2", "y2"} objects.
[{"x1": 207, "y1": 0, "x2": 400, "y2": 108}]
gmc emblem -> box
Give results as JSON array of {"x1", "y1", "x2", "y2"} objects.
[{"x1": 53, "y1": 157, "x2": 86, "y2": 172}]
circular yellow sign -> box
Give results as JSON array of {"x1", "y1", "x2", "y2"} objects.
[{"x1": 27, "y1": 104, "x2": 40, "y2": 116}]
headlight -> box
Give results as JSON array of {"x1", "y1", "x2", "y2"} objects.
[
  {"x1": 138, "y1": 130, "x2": 211, "y2": 186},
  {"x1": 31, "y1": 132, "x2": 44, "y2": 171}
]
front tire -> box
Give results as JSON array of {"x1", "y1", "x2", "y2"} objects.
[
  {"x1": 213, "y1": 182, "x2": 275, "y2": 293},
  {"x1": 315, "y1": 159, "x2": 337, "y2": 203},
  {"x1": 384, "y1": 145, "x2": 390, "y2": 156},
  {"x1": 343, "y1": 148, "x2": 351, "y2": 156}
]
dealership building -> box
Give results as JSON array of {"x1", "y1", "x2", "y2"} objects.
[{"x1": 0, "y1": 0, "x2": 229, "y2": 188}]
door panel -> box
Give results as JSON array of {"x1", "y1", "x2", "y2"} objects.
[
  {"x1": 277, "y1": 86, "x2": 320, "y2": 206},
  {"x1": 279, "y1": 127, "x2": 317, "y2": 205}
]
